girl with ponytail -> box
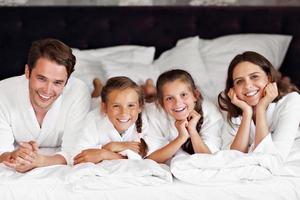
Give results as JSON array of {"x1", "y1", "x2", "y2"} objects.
[
  {"x1": 73, "y1": 76, "x2": 147, "y2": 164},
  {"x1": 146, "y1": 69, "x2": 222, "y2": 163}
]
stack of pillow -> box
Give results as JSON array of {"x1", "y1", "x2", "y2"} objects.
[{"x1": 72, "y1": 34, "x2": 292, "y2": 104}]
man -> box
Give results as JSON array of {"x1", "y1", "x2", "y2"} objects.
[{"x1": 0, "y1": 38, "x2": 91, "y2": 172}]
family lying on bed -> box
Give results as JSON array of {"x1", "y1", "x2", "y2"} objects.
[{"x1": 0, "y1": 38, "x2": 299, "y2": 176}]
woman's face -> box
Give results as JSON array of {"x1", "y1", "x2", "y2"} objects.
[
  {"x1": 161, "y1": 79, "x2": 197, "y2": 120},
  {"x1": 232, "y1": 61, "x2": 269, "y2": 107}
]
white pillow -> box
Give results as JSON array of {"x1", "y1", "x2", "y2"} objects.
[
  {"x1": 71, "y1": 59, "x2": 106, "y2": 93},
  {"x1": 177, "y1": 34, "x2": 292, "y2": 103},
  {"x1": 200, "y1": 34, "x2": 292, "y2": 69},
  {"x1": 153, "y1": 36, "x2": 213, "y2": 100},
  {"x1": 199, "y1": 34, "x2": 292, "y2": 101},
  {"x1": 73, "y1": 45, "x2": 155, "y2": 65},
  {"x1": 100, "y1": 59, "x2": 160, "y2": 85},
  {"x1": 71, "y1": 45, "x2": 156, "y2": 92},
  {"x1": 198, "y1": 34, "x2": 292, "y2": 102}
]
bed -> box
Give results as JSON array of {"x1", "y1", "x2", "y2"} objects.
[{"x1": 0, "y1": 6, "x2": 300, "y2": 200}]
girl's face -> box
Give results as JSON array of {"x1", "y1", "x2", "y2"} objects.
[
  {"x1": 162, "y1": 79, "x2": 197, "y2": 120},
  {"x1": 232, "y1": 61, "x2": 269, "y2": 107},
  {"x1": 102, "y1": 88, "x2": 141, "y2": 133}
]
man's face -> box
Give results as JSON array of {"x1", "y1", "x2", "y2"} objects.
[{"x1": 25, "y1": 57, "x2": 68, "y2": 112}]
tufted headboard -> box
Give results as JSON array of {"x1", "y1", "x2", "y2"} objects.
[{"x1": 0, "y1": 6, "x2": 300, "y2": 87}]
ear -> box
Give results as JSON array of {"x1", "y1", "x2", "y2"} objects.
[
  {"x1": 268, "y1": 74, "x2": 273, "y2": 83},
  {"x1": 25, "y1": 64, "x2": 30, "y2": 79},
  {"x1": 101, "y1": 102, "x2": 107, "y2": 114},
  {"x1": 138, "y1": 105, "x2": 143, "y2": 114},
  {"x1": 193, "y1": 89, "x2": 201, "y2": 99}
]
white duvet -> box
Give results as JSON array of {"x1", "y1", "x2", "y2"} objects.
[
  {"x1": 66, "y1": 159, "x2": 172, "y2": 191},
  {"x1": 171, "y1": 138, "x2": 300, "y2": 185},
  {"x1": 171, "y1": 150, "x2": 286, "y2": 184},
  {"x1": 0, "y1": 158, "x2": 300, "y2": 200}
]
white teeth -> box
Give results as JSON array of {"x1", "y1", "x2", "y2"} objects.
[
  {"x1": 118, "y1": 119, "x2": 129, "y2": 123},
  {"x1": 39, "y1": 93, "x2": 51, "y2": 99},
  {"x1": 245, "y1": 91, "x2": 258, "y2": 97},
  {"x1": 174, "y1": 107, "x2": 185, "y2": 112}
]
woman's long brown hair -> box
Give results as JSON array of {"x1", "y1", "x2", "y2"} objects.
[{"x1": 218, "y1": 51, "x2": 299, "y2": 125}]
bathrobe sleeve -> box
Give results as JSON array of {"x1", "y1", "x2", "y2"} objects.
[
  {"x1": 0, "y1": 100, "x2": 15, "y2": 155},
  {"x1": 143, "y1": 103, "x2": 170, "y2": 155},
  {"x1": 222, "y1": 92, "x2": 300, "y2": 161},
  {"x1": 252, "y1": 92, "x2": 300, "y2": 161},
  {"x1": 56, "y1": 78, "x2": 91, "y2": 164},
  {"x1": 200, "y1": 100, "x2": 223, "y2": 153}
]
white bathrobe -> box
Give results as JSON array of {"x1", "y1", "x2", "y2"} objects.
[
  {"x1": 144, "y1": 100, "x2": 223, "y2": 156},
  {"x1": 0, "y1": 75, "x2": 91, "y2": 162},
  {"x1": 222, "y1": 92, "x2": 300, "y2": 161},
  {"x1": 72, "y1": 108, "x2": 149, "y2": 160}
]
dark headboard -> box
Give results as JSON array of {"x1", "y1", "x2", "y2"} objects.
[{"x1": 1, "y1": 6, "x2": 300, "y2": 87}]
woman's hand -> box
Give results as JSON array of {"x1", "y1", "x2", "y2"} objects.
[
  {"x1": 257, "y1": 82, "x2": 278, "y2": 111},
  {"x1": 228, "y1": 88, "x2": 252, "y2": 114}
]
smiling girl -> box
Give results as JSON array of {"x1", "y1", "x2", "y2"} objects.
[
  {"x1": 218, "y1": 51, "x2": 300, "y2": 161},
  {"x1": 73, "y1": 76, "x2": 147, "y2": 164},
  {"x1": 146, "y1": 69, "x2": 223, "y2": 163}
]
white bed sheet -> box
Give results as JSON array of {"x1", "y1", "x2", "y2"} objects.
[
  {"x1": 1, "y1": 174, "x2": 300, "y2": 200},
  {"x1": 1, "y1": 138, "x2": 300, "y2": 200}
]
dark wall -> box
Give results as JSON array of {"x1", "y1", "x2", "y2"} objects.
[{"x1": 0, "y1": 6, "x2": 299, "y2": 86}]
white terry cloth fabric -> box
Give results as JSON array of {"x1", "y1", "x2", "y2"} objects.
[
  {"x1": 71, "y1": 108, "x2": 150, "y2": 161},
  {"x1": 0, "y1": 75, "x2": 91, "y2": 164},
  {"x1": 170, "y1": 149, "x2": 300, "y2": 185},
  {"x1": 0, "y1": 163, "x2": 69, "y2": 183},
  {"x1": 222, "y1": 92, "x2": 300, "y2": 161},
  {"x1": 144, "y1": 100, "x2": 223, "y2": 156},
  {"x1": 65, "y1": 159, "x2": 172, "y2": 191}
]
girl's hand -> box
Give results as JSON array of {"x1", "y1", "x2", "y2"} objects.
[
  {"x1": 73, "y1": 148, "x2": 105, "y2": 164},
  {"x1": 103, "y1": 141, "x2": 144, "y2": 155},
  {"x1": 228, "y1": 88, "x2": 252, "y2": 114},
  {"x1": 257, "y1": 82, "x2": 278, "y2": 110},
  {"x1": 121, "y1": 141, "x2": 145, "y2": 155},
  {"x1": 175, "y1": 119, "x2": 190, "y2": 141},
  {"x1": 186, "y1": 110, "x2": 201, "y2": 133}
]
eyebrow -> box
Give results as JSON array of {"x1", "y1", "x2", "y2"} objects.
[
  {"x1": 233, "y1": 72, "x2": 261, "y2": 82},
  {"x1": 36, "y1": 74, "x2": 65, "y2": 83},
  {"x1": 54, "y1": 80, "x2": 65, "y2": 84},
  {"x1": 112, "y1": 101, "x2": 138, "y2": 104}
]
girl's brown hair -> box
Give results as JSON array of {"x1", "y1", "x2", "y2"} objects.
[
  {"x1": 218, "y1": 51, "x2": 299, "y2": 125},
  {"x1": 156, "y1": 69, "x2": 204, "y2": 154},
  {"x1": 101, "y1": 76, "x2": 144, "y2": 133}
]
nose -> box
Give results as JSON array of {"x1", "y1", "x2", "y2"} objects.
[
  {"x1": 174, "y1": 97, "x2": 183, "y2": 106},
  {"x1": 120, "y1": 106, "x2": 129, "y2": 115},
  {"x1": 43, "y1": 82, "x2": 53, "y2": 94},
  {"x1": 244, "y1": 79, "x2": 253, "y2": 89}
]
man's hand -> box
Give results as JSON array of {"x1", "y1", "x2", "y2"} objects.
[{"x1": 2, "y1": 141, "x2": 42, "y2": 173}]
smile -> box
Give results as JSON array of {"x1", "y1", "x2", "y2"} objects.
[
  {"x1": 38, "y1": 92, "x2": 52, "y2": 101},
  {"x1": 117, "y1": 118, "x2": 130, "y2": 123},
  {"x1": 245, "y1": 90, "x2": 258, "y2": 97},
  {"x1": 172, "y1": 106, "x2": 186, "y2": 112}
]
